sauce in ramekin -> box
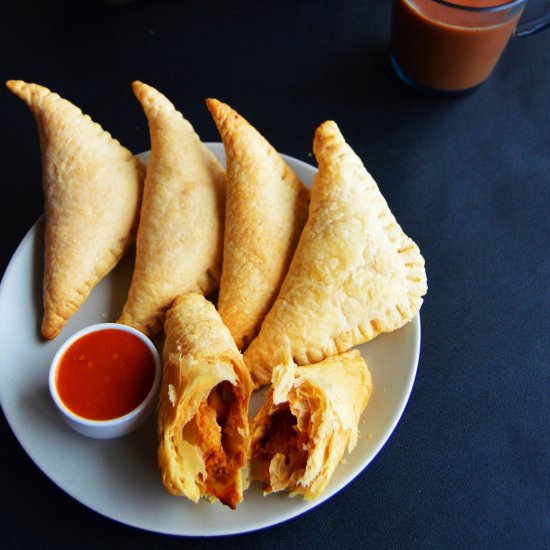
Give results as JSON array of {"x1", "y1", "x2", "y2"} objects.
[{"x1": 55, "y1": 328, "x2": 156, "y2": 421}]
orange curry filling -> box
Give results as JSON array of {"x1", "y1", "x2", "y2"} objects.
[
  {"x1": 194, "y1": 380, "x2": 245, "y2": 509},
  {"x1": 253, "y1": 404, "x2": 309, "y2": 492}
]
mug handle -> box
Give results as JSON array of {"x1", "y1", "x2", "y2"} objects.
[{"x1": 514, "y1": 5, "x2": 550, "y2": 37}]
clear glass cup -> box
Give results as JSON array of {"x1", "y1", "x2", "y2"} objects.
[{"x1": 391, "y1": 0, "x2": 550, "y2": 95}]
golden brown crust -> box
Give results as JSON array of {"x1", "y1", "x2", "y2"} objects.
[
  {"x1": 6, "y1": 80, "x2": 145, "y2": 340},
  {"x1": 206, "y1": 98, "x2": 310, "y2": 350},
  {"x1": 117, "y1": 82, "x2": 226, "y2": 338},
  {"x1": 250, "y1": 349, "x2": 372, "y2": 500},
  {"x1": 157, "y1": 293, "x2": 253, "y2": 508},
  {"x1": 244, "y1": 121, "x2": 427, "y2": 386}
]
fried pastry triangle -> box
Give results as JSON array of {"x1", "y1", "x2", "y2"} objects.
[
  {"x1": 250, "y1": 348, "x2": 372, "y2": 500},
  {"x1": 244, "y1": 121, "x2": 427, "y2": 386},
  {"x1": 118, "y1": 82, "x2": 225, "y2": 338},
  {"x1": 6, "y1": 80, "x2": 145, "y2": 340},
  {"x1": 158, "y1": 293, "x2": 253, "y2": 509},
  {"x1": 206, "y1": 98, "x2": 310, "y2": 350}
]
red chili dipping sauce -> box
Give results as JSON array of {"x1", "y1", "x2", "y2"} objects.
[
  {"x1": 55, "y1": 329, "x2": 156, "y2": 421},
  {"x1": 392, "y1": 0, "x2": 524, "y2": 91}
]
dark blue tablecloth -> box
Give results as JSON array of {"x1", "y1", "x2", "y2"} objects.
[{"x1": 1, "y1": 1, "x2": 549, "y2": 548}]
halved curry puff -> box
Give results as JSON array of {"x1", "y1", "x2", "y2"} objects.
[
  {"x1": 250, "y1": 349, "x2": 372, "y2": 500},
  {"x1": 157, "y1": 293, "x2": 253, "y2": 509}
]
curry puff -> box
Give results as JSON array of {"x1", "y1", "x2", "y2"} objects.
[
  {"x1": 244, "y1": 121, "x2": 427, "y2": 386},
  {"x1": 157, "y1": 293, "x2": 253, "y2": 509},
  {"x1": 250, "y1": 349, "x2": 372, "y2": 500},
  {"x1": 206, "y1": 98, "x2": 310, "y2": 350},
  {"x1": 6, "y1": 80, "x2": 145, "y2": 340},
  {"x1": 118, "y1": 82, "x2": 225, "y2": 338}
]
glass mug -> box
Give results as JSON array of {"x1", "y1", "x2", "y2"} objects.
[{"x1": 391, "y1": 0, "x2": 550, "y2": 94}]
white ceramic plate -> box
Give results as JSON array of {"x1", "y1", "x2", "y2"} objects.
[{"x1": 0, "y1": 144, "x2": 421, "y2": 536}]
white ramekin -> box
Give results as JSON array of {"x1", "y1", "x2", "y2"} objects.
[{"x1": 49, "y1": 323, "x2": 161, "y2": 439}]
